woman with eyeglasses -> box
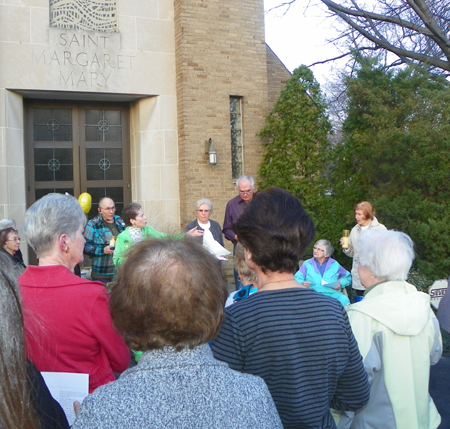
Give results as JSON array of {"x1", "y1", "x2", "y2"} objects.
[
  {"x1": 185, "y1": 199, "x2": 229, "y2": 261},
  {"x1": 295, "y1": 239, "x2": 351, "y2": 306},
  {"x1": 19, "y1": 193, "x2": 130, "y2": 394},
  {"x1": 0, "y1": 227, "x2": 26, "y2": 278}
]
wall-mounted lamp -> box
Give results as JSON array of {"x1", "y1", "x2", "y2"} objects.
[{"x1": 205, "y1": 138, "x2": 217, "y2": 166}]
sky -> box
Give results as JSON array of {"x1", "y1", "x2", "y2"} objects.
[{"x1": 263, "y1": 0, "x2": 346, "y2": 86}]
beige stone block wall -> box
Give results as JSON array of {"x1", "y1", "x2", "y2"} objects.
[
  {"x1": 0, "y1": 0, "x2": 181, "y2": 240},
  {"x1": 0, "y1": 0, "x2": 291, "y2": 270},
  {"x1": 174, "y1": 0, "x2": 270, "y2": 243},
  {"x1": 0, "y1": 90, "x2": 28, "y2": 260},
  {"x1": 266, "y1": 45, "x2": 292, "y2": 108},
  {"x1": 129, "y1": 95, "x2": 181, "y2": 232}
]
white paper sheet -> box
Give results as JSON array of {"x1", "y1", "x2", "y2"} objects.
[
  {"x1": 41, "y1": 372, "x2": 89, "y2": 426},
  {"x1": 204, "y1": 239, "x2": 231, "y2": 260},
  {"x1": 321, "y1": 280, "x2": 340, "y2": 288}
]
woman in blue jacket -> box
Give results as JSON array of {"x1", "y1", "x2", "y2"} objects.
[{"x1": 295, "y1": 239, "x2": 351, "y2": 306}]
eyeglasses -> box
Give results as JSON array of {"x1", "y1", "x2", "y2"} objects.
[
  {"x1": 100, "y1": 207, "x2": 116, "y2": 212},
  {"x1": 313, "y1": 247, "x2": 325, "y2": 252},
  {"x1": 6, "y1": 237, "x2": 21, "y2": 242},
  {"x1": 239, "y1": 189, "x2": 253, "y2": 195},
  {"x1": 197, "y1": 210, "x2": 210, "y2": 213}
]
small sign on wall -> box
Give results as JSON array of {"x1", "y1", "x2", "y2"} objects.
[{"x1": 429, "y1": 280, "x2": 448, "y2": 310}]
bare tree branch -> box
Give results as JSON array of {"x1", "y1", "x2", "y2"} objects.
[
  {"x1": 308, "y1": 47, "x2": 380, "y2": 67},
  {"x1": 314, "y1": 0, "x2": 450, "y2": 73}
]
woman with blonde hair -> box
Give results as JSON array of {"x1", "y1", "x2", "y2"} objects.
[
  {"x1": 340, "y1": 201, "x2": 386, "y2": 295},
  {"x1": 225, "y1": 242, "x2": 257, "y2": 307}
]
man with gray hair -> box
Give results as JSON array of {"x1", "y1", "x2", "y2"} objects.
[{"x1": 223, "y1": 175, "x2": 255, "y2": 290}]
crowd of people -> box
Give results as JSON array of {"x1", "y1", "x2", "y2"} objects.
[{"x1": 0, "y1": 175, "x2": 445, "y2": 428}]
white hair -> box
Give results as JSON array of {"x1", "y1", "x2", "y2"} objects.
[
  {"x1": 236, "y1": 175, "x2": 255, "y2": 189},
  {"x1": 23, "y1": 193, "x2": 86, "y2": 258},
  {"x1": 195, "y1": 198, "x2": 213, "y2": 213},
  {"x1": 315, "y1": 239, "x2": 334, "y2": 258},
  {"x1": 358, "y1": 230, "x2": 415, "y2": 281},
  {"x1": 0, "y1": 219, "x2": 16, "y2": 231}
]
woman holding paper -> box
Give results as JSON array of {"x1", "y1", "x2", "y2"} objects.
[
  {"x1": 19, "y1": 193, "x2": 130, "y2": 394},
  {"x1": 185, "y1": 198, "x2": 230, "y2": 260},
  {"x1": 295, "y1": 239, "x2": 351, "y2": 306},
  {"x1": 0, "y1": 253, "x2": 69, "y2": 429}
]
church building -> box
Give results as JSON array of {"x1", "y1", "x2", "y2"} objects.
[{"x1": 0, "y1": 0, "x2": 290, "y2": 261}]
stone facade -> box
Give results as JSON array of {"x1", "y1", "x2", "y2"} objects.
[{"x1": 0, "y1": 0, "x2": 290, "y2": 263}]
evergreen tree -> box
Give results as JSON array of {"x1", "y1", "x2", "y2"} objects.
[
  {"x1": 258, "y1": 65, "x2": 332, "y2": 219},
  {"x1": 332, "y1": 55, "x2": 450, "y2": 278}
]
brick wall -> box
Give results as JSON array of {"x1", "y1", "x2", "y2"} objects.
[
  {"x1": 266, "y1": 44, "x2": 292, "y2": 108},
  {"x1": 174, "y1": 0, "x2": 270, "y2": 239}
]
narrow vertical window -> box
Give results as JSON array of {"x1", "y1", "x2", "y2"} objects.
[{"x1": 230, "y1": 96, "x2": 243, "y2": 180}]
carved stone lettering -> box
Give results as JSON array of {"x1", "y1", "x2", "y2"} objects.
[{"x1": 36, "y1": 29, "x2": 135, "y2": 88}]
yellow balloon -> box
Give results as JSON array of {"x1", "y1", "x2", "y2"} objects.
[{"x1": 78, "y1": 192, "x2": 92, "y2": 215}]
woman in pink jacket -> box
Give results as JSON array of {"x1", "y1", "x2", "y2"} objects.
[{"x1": 19, "y1": 193, "x2": 130, "y2": 393}]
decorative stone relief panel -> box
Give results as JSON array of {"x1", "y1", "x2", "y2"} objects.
[{"x1": 49, "y1": 0, "x2": 117, "y2": 33}]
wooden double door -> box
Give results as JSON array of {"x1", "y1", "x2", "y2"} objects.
[{"x1": 25, "y1": 101, "x2": 131, "y2": 218}]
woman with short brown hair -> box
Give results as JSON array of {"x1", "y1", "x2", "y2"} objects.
[
  {"x1": 0, "y1": 227, "x2": 26, "y2": 278},
  {"x1": 72, "y1": 238, "x2": 282, "y2": 429},
  {"x1": 212, "y1": 187, "x2": 370, "y2": 428}
]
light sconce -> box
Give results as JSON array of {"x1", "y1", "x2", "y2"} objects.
[{"x1": 205, "y1": 138, "x2": 217, "y2": 166}]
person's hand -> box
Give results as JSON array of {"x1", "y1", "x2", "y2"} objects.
[
  {"x1": 104, "y1": 245, "x2": 114, "y2": 254},
  {"x1": 339, "y1": 238, "x2": 345, "y2": 246},
  {"x1": 302, "y1": 281, "x2": 311, "y2": 288},
  {"x1": 332, "y1": 282, "x2": 342, "y2": 290},
  {"x1": 187, "y1": 227, "x2": 204, "y2": 237},
  {"x1": 73, "y1": 400, "x2": 81, "y2": 416}
]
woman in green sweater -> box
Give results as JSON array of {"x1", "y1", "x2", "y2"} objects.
[{"x1": 113, "y1": 203, "x2": 201, "y2": 266}]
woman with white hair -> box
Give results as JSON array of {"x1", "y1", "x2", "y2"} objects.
[
  {"x1": 295, "y1": 239, "x2": 351, "y2": 306},
  {"x1": 18, "y1": 193, "x2": 130, "y2": 394},
  {"x1": 334, "y1": 229, "x2": 442, "y2": 429},
  {"x1": 185, "y1": 198, "x2": 229, "y2": 260}
]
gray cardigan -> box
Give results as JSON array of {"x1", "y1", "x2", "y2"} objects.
[
  {"x1": 185, "y1": 219, "x2": 224, "y2": 247},
  {"x1": 72, "y1": 344, "x2": 282, "y2": 429}
]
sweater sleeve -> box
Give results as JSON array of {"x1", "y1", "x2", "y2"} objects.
[
  {"x1": 222, "y1": 201, "x2": 237, "y2": 244},
  {"x1": 112, "y1": 232, "x2": 128, "y2": 266},
  {"x1": 337, "y1": 265, "x2": 352, "y2": 288},
  {"x1": 294, "y1": 264, "x2": 307, "y2": 283}
]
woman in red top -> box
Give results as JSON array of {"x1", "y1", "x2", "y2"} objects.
[{"x1": 19, "y1": 193, "x2": 130, "y2": 393}]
